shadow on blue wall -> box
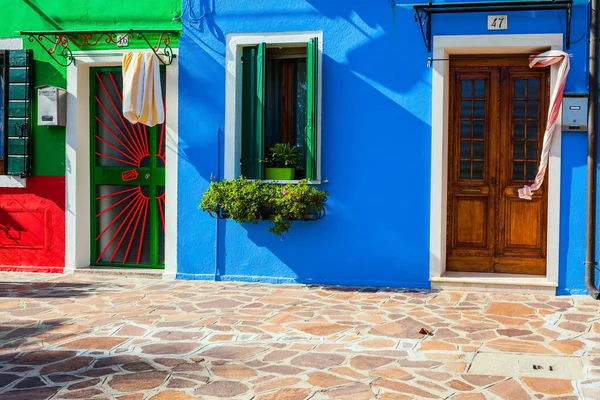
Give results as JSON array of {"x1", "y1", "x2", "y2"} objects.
[{"x1": 177, "y1": 0, "x2": 433, "y2": 287}]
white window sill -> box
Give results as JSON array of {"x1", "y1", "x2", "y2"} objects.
[{"x1": 0, "y1": 176, "x2": 27, "y2": 188}]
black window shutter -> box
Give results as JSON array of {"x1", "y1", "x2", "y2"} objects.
[{"x1": 6, "y1": 50, "x2": 32, "y2": 176}]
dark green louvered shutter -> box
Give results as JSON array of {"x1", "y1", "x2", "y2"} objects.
[
  {"x1": 5, "y1": 50, "x2": 32, "y2": 176},
  {"x1": 241, "y1": 43, "x2": 266, "y2": 179},
  {"x1": 306, "y1": 38, "x2": 319, "y2": 181}
]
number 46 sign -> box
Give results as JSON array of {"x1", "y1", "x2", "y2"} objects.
[{"x1": 488, "y1": 15, "x2": 508, "y2": 30}]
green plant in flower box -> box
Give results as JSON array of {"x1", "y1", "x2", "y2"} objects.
[
  {"x1": 263, "y1": 143, "x2": 303, "y2": 180},
  {"x1": 199, "y1": 178, "x2": 327, "y2": 235}
]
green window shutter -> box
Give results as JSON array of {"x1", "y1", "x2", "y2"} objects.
[
  {"x1": 6, "y1": 50, "x2": 32, "y2": 176},
  {"x1": 241, "y1": 43, "x2": 266, "y2": 179},
  {"x1": 306, "y1": 37, "x2": 319, "y2": 181}
]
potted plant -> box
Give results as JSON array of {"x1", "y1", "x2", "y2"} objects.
[
  {"x1": 199, "y1": 178, "x2": 328, "y2": 236},
  {"x1": 264, "y1": 143, "x2": 302, "y2": 180}
]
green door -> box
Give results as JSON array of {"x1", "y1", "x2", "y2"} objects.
[{"x1": 90, "y1": 67, "x2": 165, "y2": 269}]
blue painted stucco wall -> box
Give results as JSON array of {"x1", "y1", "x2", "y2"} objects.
[{"x1": 177, "y1": 0, "x2": 599, "y2": 294}]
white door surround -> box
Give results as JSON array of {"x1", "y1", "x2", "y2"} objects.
[
  {"x1": 64, "y1": 50, "x2": 179, "y2": 279},
  {"x1": 429, "y1": 34, "x2": 562, "y2": 291}
]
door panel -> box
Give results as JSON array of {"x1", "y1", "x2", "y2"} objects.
[
  {"x1": 447, "y1": 58, "x2": 548, "y2": 275},
  {"x1": 90, "y1": 68, "x2": 165, "y2": 269},
  {"x1": 447, "y1": 71, "x2": 497, "y2": 272}
]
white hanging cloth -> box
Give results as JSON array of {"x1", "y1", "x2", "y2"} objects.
[{"x1": 122, "y1": 52, "x2": 165, "y2": 127}]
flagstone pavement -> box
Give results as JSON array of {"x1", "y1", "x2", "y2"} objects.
[{"x1": 0, "y1": 272, "x2": 599, "y2": 399}]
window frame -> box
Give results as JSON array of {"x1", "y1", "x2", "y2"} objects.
[
  {"x1": 224, "y1": 31, "x2": 323, "y2": 184},
  {"x1": 0, "y1": 38, "x2": 26, "y2": 188}
]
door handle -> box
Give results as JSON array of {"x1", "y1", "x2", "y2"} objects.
[{"x1": 145, "y1": 173, "x2": 151, "y2": 180}]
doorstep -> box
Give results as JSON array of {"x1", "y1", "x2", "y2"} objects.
[
  {"x1": 430, "y1": 271, "x2": 557, "y2": 294},
  {"x1": 71, "y1": 267, "x2": 164, "y2": 279}
]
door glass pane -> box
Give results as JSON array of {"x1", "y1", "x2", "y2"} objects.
[
  {"x1": 514, "y1": 101, "x2": 526, "y2": 119},
  {"x1": 513, "y1": 142, "x2": 525, "y2": 160},
  {"x1": 527, "y1": 121, "x2": 539, "y2": 139},
  {"x1": 460, "y1": 141, "x2": 471, "y2": 159},
  {"x1": 461, "y1": 101, "x2": 472, "y2": 118},
  {"x1": 474, "y1": 80, "x2": 485, "y2": 98},
  {"x1": 461, "y1": 121, "x2": 471, "y2": 138},
  {"x1": 473, "y1": 141, "x2": 484, "y2": 160},
  {"x1": 461, "y1": 80, "x2": 472, "y2": 98},
  {"x1": 513, "y1": 163, "x2": 525, "y2": 181},
  {"x1": 472, "y1": 161, "x2": 484, "y2": 180},
  {"x1": 526, "y1": 142, "x2": 538, "y2": 160},
  {"x1": 460, "y1": 161, "x2": 471, "y2": 180},
  {"x1": 526, "y1": 163, "x2": 537, "y2": 181},
  {"x1": 527, "y1": 101, "x2": 539, "y2": 118},
  {"x1": 473, "y1": 120, "x2": 485, "y2": 139},
  {"x1": 515, "y1": 79, "x2": 526, "y2": 98},
  {"x1": 528, "y1": 79, "x2": 539, "y2": 99},
  {"x1": 514, "y1": 121, "x2": 525, "y2": 139},
  {"x1": 473, "y1": 101, "x2": 485, "y2": 118}
]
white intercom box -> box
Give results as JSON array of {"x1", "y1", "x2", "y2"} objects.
[
  {"x1": 37, "y1": 85, "x2": 66, "y2": 126},
  {"x1": 562, "y1": 95, "x2": 588, "y2": 132}
]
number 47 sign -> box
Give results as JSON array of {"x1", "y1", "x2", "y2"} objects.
[{"x1": 488, "y1": 15, "x2": 508, "y2": 30}]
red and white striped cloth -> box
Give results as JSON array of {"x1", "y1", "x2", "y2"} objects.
[{"x1": 518, "y1": 50, "x2": 570, "y2": 200}]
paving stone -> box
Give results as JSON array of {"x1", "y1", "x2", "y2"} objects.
[
  {"x1": 451, "y1": 394, "x2": 487, "y2": 400},
  {"x1": 373, "y1": 378, "x2": 437, "y2": 398},
  {"x1": 58, "y1": 388, "x2": 104, "y2": 399},
  {"x1": 486, "y1": 302, "x2": 536, "y2": 317},
  {"x1": 255, "y1": 377, "x2": 302, "y2": 393},
  {"x1": 40, "y1": 356, "x2": 93, "y2": 375},
  {"x1": 211, "y1": 364, "x2": 256, "y2": 379},
  {"x1": 15, "y1": 350, "x2": 77, "y2": 365},
  {"x1": 257, "y1": 388, "x2": 311, "y2": 400},
  {"x1": 371, "y1": 366, "x2": 413, "y2": 380},
  {"x1": 497, "y1": 329, "x2": 532, "y2": 337},
  {"x1": 141, "y1": 342, "x2": 200, "y2": 355},
  {"x1": 68, "y1": 378, "x2": 101, "y2": 390},
  {"x1": 419, "y1": 340, "x2": 457, "y2": 351},
  {"x1": 152, "y1": 331, "x2": 206, "y2": 341},
  {"x1": 349, "y1": 355, "x2": 394, "y2": 370},
  {"x1": 485, "y1": 338, "x2": 553, "y2": 354},
  {"x1": 0, "y1": 387, "x2": 60, "y2": 400},
  {"x1": 149, "y1": 390, "x2": 197, "y2": 400},
  {"x1": 488, "y1": 378, "x2": 531, "y2": 400},
  {"x1": 461, "y1": 374, "x2": 505, "y2": 387},
  {"x1": 521, "y1": 377, "x2": 575, "y2": 395},
  {"x1": 259, "y1": 365, "x2": 305, "y2": 375},
  {"x1": 108, "y1": 371, "x2": 168, "y2": 392},
  {"x1": 378, "y1": 394, "x2": 413, "y2": 400},
  {"x1": 550, "y1": 339, "x2": 585, "y2": 354},
  {"x1": 199, "y1": 345, "x2": 265, "y2": 360},
  {"x1": 370, "y1": 317, "x2": 431, "y2": 339},
  {"x1": 167, "y1": 378, "x2": 197, "y2": 389},
  {"x1": 291, "y1": 353, "x2": 345, "y2": 369},
  {"x1": 0, "y1": 373, "x2": 20, "y2": 388},
  {"x1": 94, "y1": 355, "x2": 141, "y2": 368},
  {"x1": 263, "y1": 350, "x2": 298, "y2": 362},
  {"x1": 48, "y1": 374, "x2": 82, "y2": 383},
  {"x1": 326, "y1": 383, "x2": 375, "y2": 399},
  {"x1": 195, "y1": 380, "x2": 248, "y2": 397},
  {"x1": 448, "y1": 379, "x2": 475, "y2": 391},
  {"x1": 15, "y1": 376, "x2": 46, "y2": 389},
  {"x1": 306, "y1": 371, "x2": 352, "y2": 387},
  {"x1": 59, "y1": 337, "x2": 127, "y2": 350},
  {"x1": 289, "y1": 323, "x2": 349, "y2": 336}
]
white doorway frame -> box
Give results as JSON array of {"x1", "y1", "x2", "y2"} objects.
[
  {"x1": 63, "y1": 50, "x2": 179, "y2": 279},
  {"x1": 429, "y1": 34, "x2": 562, "y2": 287}
]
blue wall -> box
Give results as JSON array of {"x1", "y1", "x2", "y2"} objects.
[{"x1": 177, "y1": 0, "x2": 598, "y2": 293}]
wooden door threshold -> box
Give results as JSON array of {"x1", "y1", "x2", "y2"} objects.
[{"x1": 431, "y1": 271, "x2": 557, "y2": 294}]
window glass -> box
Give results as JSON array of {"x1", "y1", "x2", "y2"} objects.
[{"x1": 0, "y1": 54, "x2": 3, "y2": 166}]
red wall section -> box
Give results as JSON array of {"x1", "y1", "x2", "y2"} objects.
[{"x1": 0, "y1": 177, "x2": 65, "y2": 273}]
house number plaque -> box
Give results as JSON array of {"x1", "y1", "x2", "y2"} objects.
[{"x1": 488, "y1": 15, "x2": 508, "y2": 30}]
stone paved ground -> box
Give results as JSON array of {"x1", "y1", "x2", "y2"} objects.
[{"x1": 0, "y1": 272, "x2": 599, "y2": 400}]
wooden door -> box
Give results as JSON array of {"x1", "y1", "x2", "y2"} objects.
[{"x1": 447, "y1": 57, "x2": 549, "y2": 275}]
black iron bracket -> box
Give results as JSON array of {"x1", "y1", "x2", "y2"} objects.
[
  {"x1": 19, "y1": 29, "x2": 179, "y2": 67},
  {"x1": 410, "y1": 1, "x2": 573, "y2": 53}
]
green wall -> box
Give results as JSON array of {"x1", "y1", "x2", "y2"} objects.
[{"x1": 0, "y1": 0, "x2": 181, "y2": 176}]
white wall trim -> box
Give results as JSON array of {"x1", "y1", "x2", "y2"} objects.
[
  {"x1": 64, "y1": 49, "x2": 178, "y2": 279},
  {"x1": 0, "y1": 38, "x2": 25, "y2": 188},
  {"x1": 224, "y1": 31, "x2": 323, "y2": 181},
  {"x1": 430, "y1": 34, "x2": 563, "y2": 286},
  {"x1": 0, "y1": 38, "x2": 23, "y2": 50}
]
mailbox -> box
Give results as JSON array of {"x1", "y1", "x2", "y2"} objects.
[
  {"x1": 562, "y1": 95, "x2": 588, "y2": 132},
  {"x1": 37, "y1": 85, "x2": 66, "y2": 126}
]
